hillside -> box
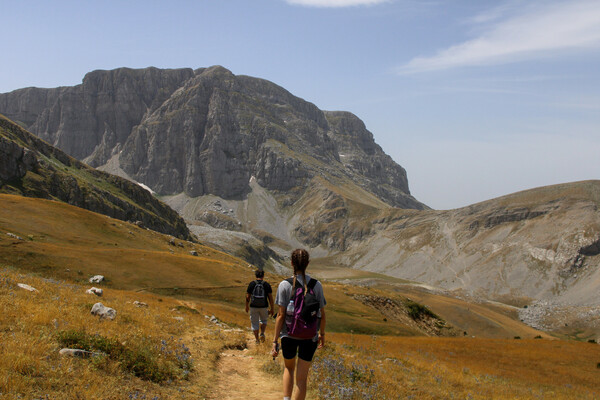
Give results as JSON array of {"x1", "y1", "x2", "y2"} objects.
[
  {"x1": 0, "y1": 114, "x2": 191, "y2": 239},
  {"x1": 2, "y1": 194, "x2": 600, "y2": 399},
  {"x1": 328, "y1": 180, "x2": 600, "y2": 333}
]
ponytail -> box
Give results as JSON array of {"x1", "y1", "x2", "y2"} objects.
[{"x1": 291, "y1": 249, "x2": 310, "y2": 290}]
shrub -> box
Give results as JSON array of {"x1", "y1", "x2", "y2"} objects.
[
  {"x1": 514, "y1": 336, "x2": 521, "y2": 340},
  {"x1": 56, "y1": 330, "x2": 192, "y2": 383},
  {"x1": 403, "y1": 299, "x2": 438, "y2": 321},
  {"x1": 587, "y1": 339, "x2": 597, "y2": 344}
]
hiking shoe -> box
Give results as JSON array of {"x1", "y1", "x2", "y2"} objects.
[{"x1": 260, "y1": 333, "x2": 265, "y2": 342}]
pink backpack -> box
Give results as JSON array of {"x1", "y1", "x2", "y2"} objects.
[{"x1": 285, "y1": 277, "x2": 320, "y2": 339}]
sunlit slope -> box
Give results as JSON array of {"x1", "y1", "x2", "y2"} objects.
[
  {"x1": 0, "y1": 194, "x2": 246, "y2": 290},
  {"x1": 0, "y1": 114, "x2": 190, "y2": 239},
  {"x1": 0, "y1": 194, "x2": 440, "y2": 337},
  {"x1": 339, "y1": 180, "x2": 600, "y2": 307},
  {"x1": 1, "y1": 194, "x2": 550, "y2": 340}
]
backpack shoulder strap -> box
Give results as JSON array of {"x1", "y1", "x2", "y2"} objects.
[
  {"x1": 285, "y1": 277, "x2": 303, "y2": 288},
  {"x1": 307, "y1": 278, "x2": 318, "y2": 291}
]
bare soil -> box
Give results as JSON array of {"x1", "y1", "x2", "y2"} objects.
[{"x1": 207, "y1": 336, "x2": 283, "y2": 400}]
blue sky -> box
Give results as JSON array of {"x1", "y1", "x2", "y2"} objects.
[{"x1": 1, "y1": 0, "x2": 599, "y2": 209}]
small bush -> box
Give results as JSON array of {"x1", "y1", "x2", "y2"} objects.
[
  {"x1": 404, "y1": 299, "x2": 438, "y2": 321},
  {"x1": 514, "y1": 336, "x2": 521, "y2": 340},
  {"x1": 174, "y1": 305, "x2": 199, "y2": 314},
  {"x1": 57, "y1": 330, "x2": 192, "y2": 383},
  {"x1": 534, "y1": 335, "x2": 543, "y2": 339},
  {"x1": 587, "y1": 339, "x2": 597, "y2": 344}
]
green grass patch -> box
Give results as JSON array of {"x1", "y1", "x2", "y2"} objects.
[{"x1": 57, "y1": 329, "x2": 192, "y2": 383}]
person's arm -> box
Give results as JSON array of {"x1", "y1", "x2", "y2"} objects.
[
  {"x1": 267, "y1": 292, "x2": 274, "y2": 316},
  {"x1": 271, "y1": 305, "x2": 286, "y2": 357},
  {"x1": 318, "y1": 308, "x2": 326, "y2": 348},
  {"x1": 245, "y1": 292, "x2": 251, "y2": 313}
]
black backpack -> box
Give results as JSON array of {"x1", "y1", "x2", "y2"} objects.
[{"x1": 250, "y1": 280, "x2": 267, "y2": 307}]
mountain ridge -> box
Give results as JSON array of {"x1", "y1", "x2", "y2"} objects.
[{"x1": 0, "y1": 65, "x2": 424, "y2": 210}]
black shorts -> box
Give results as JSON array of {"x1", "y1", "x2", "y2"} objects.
[{"x1": 281, "y1": 336, "x2": 319, "y2": 362}]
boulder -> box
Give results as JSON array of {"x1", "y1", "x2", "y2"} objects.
[
  {"x1": 86, "y1": 287, "x2": 103, "y2": 296},
  {"x1": 6, "y1": 233, "x2": 24, "y2": 241},
  {"x1": 17, "y1": 283, "x2": 37, "y2": 292},
  {"x1": 190, "y1": 250, "x2": 198, "y2": 256},
  {"x1": 90, "y1": 303, "x2": 116, "y2": 320},
  {"x1": 133, "y1": 301, "x2": 148, "y2": 307},
  {"x1": 89, "y1": 275, "x2": 104, "y2": 283}
]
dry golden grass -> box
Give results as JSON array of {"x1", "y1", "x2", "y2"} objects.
[
  {"x1": 0, "y1": 266, "x2": 246, "y2": 399},
  {"x1": 3, "y1": 193, "x2": 599, "y2": 399},
  {"x1": 0, "y1": 194, "x2": 249, "y2": 292},
  {"x1": 310, "y1": 333, "x2": 600, "y2": 399}
]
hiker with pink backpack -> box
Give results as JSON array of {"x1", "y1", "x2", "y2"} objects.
[{"x1": 272, "y1": 249, "x2": 326, "y2": 400}]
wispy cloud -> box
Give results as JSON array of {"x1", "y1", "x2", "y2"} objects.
[
  {"x1": 398, "y1": 1, "x2": 600, "y2": 74},
  {"x1": 285, "y1": 0, "x2": 389, "y2": 7}
]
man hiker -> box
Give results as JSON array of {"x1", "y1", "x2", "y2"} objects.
[{"x1": 246, "y1": 269, "x2": 274, "y2": 343}]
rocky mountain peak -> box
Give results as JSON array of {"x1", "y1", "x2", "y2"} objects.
[{"x1": 0, "y1": 66, "x2": 423, "y2": 209}]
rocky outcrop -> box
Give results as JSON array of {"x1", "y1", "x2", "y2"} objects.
[
  {"x1": 0, "y1": 115, "x2": 192, "y2": 240},
  {"x1": 0, "y1": 66, "x2": 423, "y2": 209},
  {"x1": 0, "y1": 136, "x2": 37, "y2": 182}
]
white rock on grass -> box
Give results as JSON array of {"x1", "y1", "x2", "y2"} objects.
[
  {"x1": 89, "y1": 275, "x2": 105, "y2": 283},
  {"x1": 86, "y1": 287, "x2": 103, "y2": 296},
  {"x1": 133, "y1": 301, "x2": 148, "y2": 307},
  {"x1": 7, "y1": 233, "x2": 24, "y2": 240},
  {"x1": 17, "y1": 283, "x2": 38, "y2": 292},
  {"x1": 59, "y1": 348, "x2": 97, "y2": 358},
  {"x1": 90, "y1": 303, "x2": 116, "y2": 320}
]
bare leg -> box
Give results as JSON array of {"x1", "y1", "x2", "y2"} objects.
[
  {"x1": 259, "y1": 323, "x2": 267, "y2": 341},
  {"x1": 293, "y1": 358, "x2": 312, "y2": 400},
  {"x1": 283, "y1": 357, "x2": 296, "y2": 398},
  {"x1": 253, "y1": 329, "x2": 259, "y2": 343}
]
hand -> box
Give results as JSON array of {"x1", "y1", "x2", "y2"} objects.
[
  {"x1": 271, "y1": 342, "x2": 279, "y2": 358},
  {"x1": 245, "y1": 304, "x2": 249, "y2": 313},
  {"x1": 318, "y1": 333, "x2": 325, "y2": 349},
  {"x1": 268, "y1": 308, "x2": 274, "y2": 317}
]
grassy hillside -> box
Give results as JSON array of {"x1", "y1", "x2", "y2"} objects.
[
  {"x1": 0, "y1": 114, "x2": 191, "y2": 239},
  {"x1": 0, "y1": 194, "x2": 447, "y2": 337},
  {"x1": 3, "y1": 194, "x2": 599, "y2": 399}
]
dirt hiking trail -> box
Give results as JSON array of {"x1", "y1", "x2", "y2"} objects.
[{"x1": 208, "y1": 335, "x2": 283, "y2": 400}]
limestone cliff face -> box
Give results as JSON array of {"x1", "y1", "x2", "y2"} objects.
[
  {"x1": 0, "y1": 67, "x2": 194, "y2": 163},
  {"x1": 0, "y1": 66, "x2": 423, "y2": 209}
]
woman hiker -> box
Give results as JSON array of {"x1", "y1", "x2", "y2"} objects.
[{"x1": 271, "y1": 249, "x2": 326, "y2": 400}]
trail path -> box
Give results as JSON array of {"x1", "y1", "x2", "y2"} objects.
[{"x1": 207, "y1": 336, "x2": 283, "y2": 400}]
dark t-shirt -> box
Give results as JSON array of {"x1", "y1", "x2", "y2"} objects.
[{"x1": 247, "y1": 280, "x2": 272, "y2": 308}]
